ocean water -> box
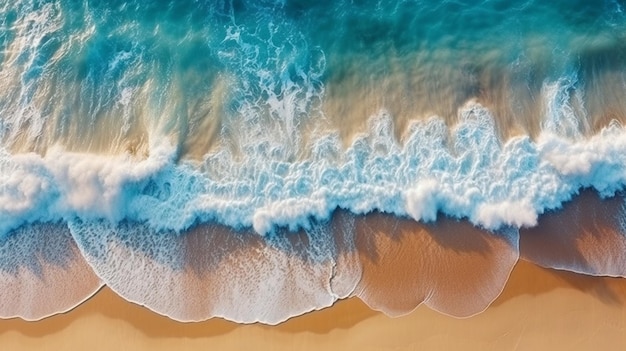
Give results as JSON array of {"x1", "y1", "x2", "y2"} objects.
[{"x1": 2, "y1": 0, "x2": 626, "y2": 323}]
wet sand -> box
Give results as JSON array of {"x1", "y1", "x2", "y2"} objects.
[{"x1": 1, "y1": 259, "x2": 625, "y2": 350}]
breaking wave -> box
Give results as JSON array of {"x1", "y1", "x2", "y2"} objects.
[{"x1": 2, "y1": 0, "x2": 626, "y2": 323}]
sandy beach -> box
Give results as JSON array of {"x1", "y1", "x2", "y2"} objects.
[{"x1": 1, "y1": 259, "x2": 624, "y2": 351}]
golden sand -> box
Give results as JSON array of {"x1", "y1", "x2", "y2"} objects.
[{"x1": 1, "y1": 259, "x2": 625, "y2": 350}]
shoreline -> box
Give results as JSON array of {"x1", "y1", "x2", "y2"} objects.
[{"x1": 1, "y1": 259, "x2": 625, "y2": 350}]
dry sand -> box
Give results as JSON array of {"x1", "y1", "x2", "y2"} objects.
[{"x1": 1, "y1": 259, "x2": 625, "y2": 351}]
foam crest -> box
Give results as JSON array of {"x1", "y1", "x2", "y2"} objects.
[
  {"x1": 539, "y1": 122, "x2": 626, "y2": 196},
  {"x1": 0, "y1": 142, "x2": 176, "y2": 236},
  {"x1": 4, "y1": 84, "x2": 626, "y2": 238}
]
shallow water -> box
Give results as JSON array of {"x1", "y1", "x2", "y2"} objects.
[{"x1": 1, "y1": 0, "x2": 626, "y2": 323}]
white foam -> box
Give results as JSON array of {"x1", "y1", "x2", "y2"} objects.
[
  {"x1": 3, "y1": 88, "x2": 626, "y2": 238},
  {"x1": 0, "y1": 141, "x2": 176, "y2": 236}
]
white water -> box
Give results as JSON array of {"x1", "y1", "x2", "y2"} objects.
[{"x1": 3, "y1": 74, "x2": 626, "y2": 239}]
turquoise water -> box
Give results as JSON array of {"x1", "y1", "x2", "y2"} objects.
[{"x1": 2, "y1": 0, "x2": 626, "y2": 323}]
